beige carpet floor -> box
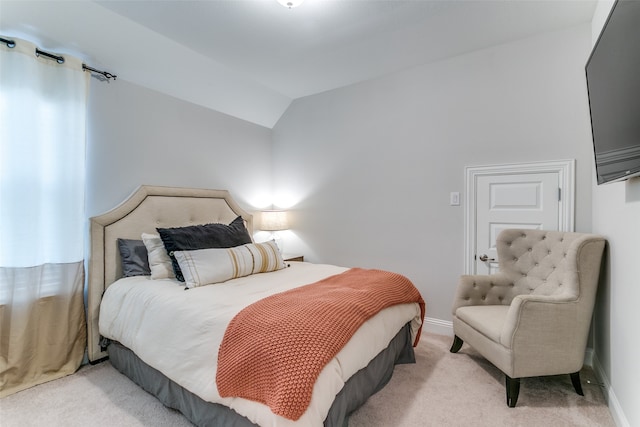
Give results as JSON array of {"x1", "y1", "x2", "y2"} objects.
[{"x1": 0, "y1": 333, "x2": 615, "y2": 427}]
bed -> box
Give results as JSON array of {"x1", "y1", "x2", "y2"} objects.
[{"x1": 87, "y1": 185, "x2": 424, "y2": 427}]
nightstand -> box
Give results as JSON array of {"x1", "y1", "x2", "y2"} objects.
[{"x1": 282, "y1": 254, "x2": 304, "y2": 262}]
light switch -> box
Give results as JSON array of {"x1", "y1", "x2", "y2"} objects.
[{"x1": 450, "y1": 192, "x2": 460, "y2": 206}]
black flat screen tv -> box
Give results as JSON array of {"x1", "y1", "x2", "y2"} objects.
[{"x1": 586, "y1": 0, "x2": 640, "y2": 185}]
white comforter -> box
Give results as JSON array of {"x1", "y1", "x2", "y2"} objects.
[{"x1": 99, "y1": 262, "x2": 422, "y2": 427}]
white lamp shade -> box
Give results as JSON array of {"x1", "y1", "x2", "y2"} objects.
[{"x1": 260, "y1": 210, "x2": 289, "y2": 231}]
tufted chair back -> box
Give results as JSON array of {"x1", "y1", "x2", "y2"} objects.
[
  {"x1": 497, "y1": 229, "x2": 585, "y2": 301},
  {"x1": 451, "y1": 229, "x2": 604, "y2": 313}
]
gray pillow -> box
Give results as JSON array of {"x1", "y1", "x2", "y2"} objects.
[{"x1": 117, "y1": 238, "x2": 151, "y2": 277}]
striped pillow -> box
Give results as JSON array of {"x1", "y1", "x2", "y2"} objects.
[{"x1": 174, "y1": 240, "x2": 286, "y2": 288}]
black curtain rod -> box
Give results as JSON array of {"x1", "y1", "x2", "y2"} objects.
[
  {"x1": 1, "y1": 36, "x2": 117, "y2": 81},
  {"x1": 36, "y1": 47, "x2": 65, "y2": 64},
  {"x1": 82, "y1": 64, "x2": 117, "y2": 81}
]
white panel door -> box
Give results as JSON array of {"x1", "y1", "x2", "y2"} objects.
[
  {"x1": 465, "y1": 160, "x2": 575, "y2": 275},
  {"x1": 475, "y1": 173, "x2": 559, "y2": 274}
]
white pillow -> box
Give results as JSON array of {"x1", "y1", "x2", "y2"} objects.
[
  {"x1": 141, "y1": 233, "x2": 175, "y2": 280},
  {"x1": 174, "y1": 240, "x2": 285, "y2": 288}
]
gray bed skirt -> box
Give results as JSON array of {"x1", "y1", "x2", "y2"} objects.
[{"x1": 107, "y1": 323, "x2": 415, "y2": 427}]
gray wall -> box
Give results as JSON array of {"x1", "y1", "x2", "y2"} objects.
[
  {"x1": 272, "y1": 24, "x2": 594, "y2": 325},
  {"x1": 592, "y1": 178, "x2": 640, "y2": 427},
  {"x1": 591, "y1": 2, "x2": 639, "y2": 426},
  {"x1": 86, "y1": 79, "x2": 272, "y2": 218}
]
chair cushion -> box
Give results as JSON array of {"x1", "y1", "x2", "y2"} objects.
[{"x1": 455, "y1": 305, "x2": 510, "y2": 344}]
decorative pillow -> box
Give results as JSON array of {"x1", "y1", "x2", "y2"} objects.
[
  {"x1": 141, "y1": 233, "x2": 175, "y2": 280},
  {"x1": 157, "y1": 216, "x2": 252, "y2": 282},
  {"x1": 174, "y1": 240, "x2": 285, "y2": 288},
  {"x1": 117, "y1": 238, "x2": 151, "y2": 277}
]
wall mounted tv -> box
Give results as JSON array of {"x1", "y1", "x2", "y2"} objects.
[{"x1": 586, "y1": 0, "x2": 640, "y2": 185}]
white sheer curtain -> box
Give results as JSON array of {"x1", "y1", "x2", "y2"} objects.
[{"x1": 0, "y1": 38, "x2": 88, "y2": 397}]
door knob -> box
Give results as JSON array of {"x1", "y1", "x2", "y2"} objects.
[{"x1": 479, "y1": 254, "x2": 495, "y2": 262}]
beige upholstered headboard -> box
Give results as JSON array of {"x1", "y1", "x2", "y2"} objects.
[{"x1": 87, "y1": 185, "x2": 253, "y2": 362}]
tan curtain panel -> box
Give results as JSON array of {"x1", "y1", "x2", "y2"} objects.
[
  {"x1": 0, "y1": 263, "x2": 86, "y2": 397},
  {"x1": 0, "y1": 38, "x2": 88, "y2": 397}
]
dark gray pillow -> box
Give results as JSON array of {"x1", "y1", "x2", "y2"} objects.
[
  {"x1": 157, "y1": 216, "x2": 252, "y2": 282},
  {"x1": 117, "y1": 238, "x2": 151, "y2": 277}
]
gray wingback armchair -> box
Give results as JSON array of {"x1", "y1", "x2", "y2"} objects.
[{"x1": 450, "y1": 229, "x2": 605, "y2": 407}]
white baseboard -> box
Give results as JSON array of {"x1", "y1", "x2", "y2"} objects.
[
  {"x1": 423, "y1": 317, "x2": 453, "y2": 336},
  {"x1": 591, "y1": 352, "x2": 631, "y2": 427}
]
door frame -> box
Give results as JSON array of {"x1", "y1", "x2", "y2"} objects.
[{"x1": 464, "y1": 159, "x2": 575, "y2": 274}]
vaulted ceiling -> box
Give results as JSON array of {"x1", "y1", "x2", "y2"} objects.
[{"x1": 1, "y1": 0, "x2": 597, "y2": 128}]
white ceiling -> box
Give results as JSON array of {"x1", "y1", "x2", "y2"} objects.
[{"x1": 0, "y1": 0, "x2": 597, "y2": 128}]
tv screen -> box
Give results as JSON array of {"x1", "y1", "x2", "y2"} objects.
[{"x1": 586, "y1": 0, "x2": 640, "y2": 185}]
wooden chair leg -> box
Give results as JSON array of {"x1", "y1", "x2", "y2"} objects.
[
  {"x1": 570, "y1": 372, "x2": 584, "y2": 396},
  {"x1": 505, "y1": 375, "x2": 520, "y2": 407},
  {"x1": 449, "y1": 335, "x2": 463, "y2": 353}
]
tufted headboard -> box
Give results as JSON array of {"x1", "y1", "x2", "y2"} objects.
[{"x1": 86, "y1": 185, "x2": 253, "y2": 362}]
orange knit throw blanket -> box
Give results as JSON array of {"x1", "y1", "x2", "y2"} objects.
[{"x1": 216, "y1": 268, "x2": 425, "y2": 421}]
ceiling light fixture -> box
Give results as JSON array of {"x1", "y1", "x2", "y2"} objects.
[{"x1": 278, "y1": 0, "x2": 304, "y2": 9}]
